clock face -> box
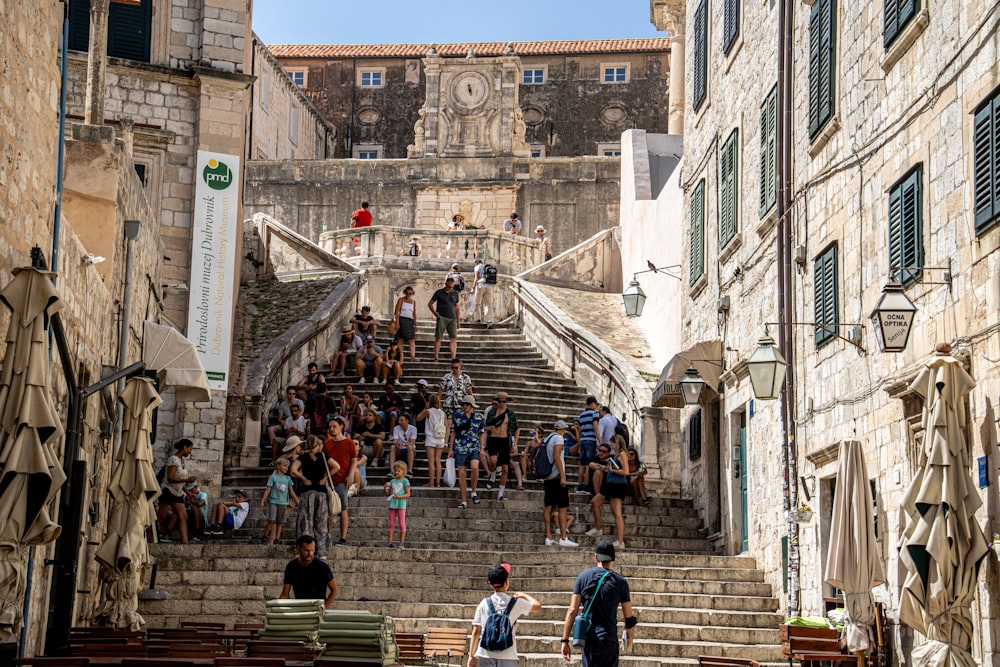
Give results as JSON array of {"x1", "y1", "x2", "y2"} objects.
[{"x1": 451, "y1": 72, "x2": 490, "y2": 109}]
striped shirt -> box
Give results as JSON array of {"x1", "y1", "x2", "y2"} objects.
[{"x1": 579, "y1": 408, "x2": 599, "y2": 443}]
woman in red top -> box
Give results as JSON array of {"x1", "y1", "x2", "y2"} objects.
[{"x1": 324, "y1": 417, "x2": 358, "y2": 546}]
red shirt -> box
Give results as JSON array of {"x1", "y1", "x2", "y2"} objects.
[
  {"x1": 351, "y1": 208, "x2": 372, "y2": 227},
  {"x1": 324, "y1": 437, "x2": 356, "y2": 485}
]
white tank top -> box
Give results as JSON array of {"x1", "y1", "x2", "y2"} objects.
[{"x1": 399, "y1": 300, "x2": 415, "y2": 319}]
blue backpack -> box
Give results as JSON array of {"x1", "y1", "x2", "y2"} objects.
[{"x1": 479, "y1": 596, "x2": 519, "y2": 652}]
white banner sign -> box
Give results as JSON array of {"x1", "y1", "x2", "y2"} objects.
[{"x1": 187, "y1": 150, "x2": 240, "y2": 391}]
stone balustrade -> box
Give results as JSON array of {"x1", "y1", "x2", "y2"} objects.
[{"x1": 319, "y1": 226, "x2": 544, "y2": 274}]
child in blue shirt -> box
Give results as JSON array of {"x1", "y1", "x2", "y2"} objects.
[
  {"x1": 260, "y1": 458, "x2": 299, "y2": 545},
  {"x1": 384, "y1": 461, "x2": 411, "y2": 548}
]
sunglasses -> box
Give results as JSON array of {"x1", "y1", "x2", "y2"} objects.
[
  {"x1": 497, "y1": 400, "x2": 507, "y2": 403},
  {"x1": 598, "y1": 448, "x2": 611, "y2": 454}
]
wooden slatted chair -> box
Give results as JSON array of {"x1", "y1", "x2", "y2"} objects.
[
  {"x1": 122, "y1": 659, "x2": 199, "y2": 667},
  {"x1": 15, "y1": 659, "x2": 90, "y2": 666},
  {"x1": 215, "y1": 658, "x2": 285, "y2": 667},
  {"x1": 699, "y1": 657, "x2": 761, "y2": 667},
  {"x1": 780, "y1": 625, "x2": 861, "y2": 667},
  {"x1": 166, "y1": 642, "x2": 232, "y2": 659},
  {"x1": 424, "y1": 627, "x2": 468, "y2": 666},
  {"x1": 180, "y1": 621, "x2": 225, "y2": 631}
]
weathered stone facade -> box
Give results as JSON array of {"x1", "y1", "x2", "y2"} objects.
[
  {"x1": 268, "y1": 40, "x2": 671, "y2": 159},
  {"x1": 650, "y1": 0, "x2": 1000, "y2": 662}
]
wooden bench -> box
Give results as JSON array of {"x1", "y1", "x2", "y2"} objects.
[
  {"x1": 699, "y1": 656, "x2": 761, "y2": 667},
  {"x1": 15, "y1": 659, "x2": 90, "y2": 666},
  {"x1": 394, "y1": 631, "x2": 428, "y2": 665},
  {"x1": 424, "y1": 627, "x2": 468, "y2": 666},
  {"x1": 780, "y1": 625, "x2": 862, "y2": 667}
]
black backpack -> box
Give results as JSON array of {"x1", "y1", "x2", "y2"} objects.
[
  {"x1": 483, "y1": 265, "x2": 498, "y2": 284},
  {"x1": 529, "y1": 435, "x2": 556, "y2": 480},
  {"x1": 480, "y1": 596, "x2": 519, "y2": 652},
  {"x1": 614, "y1": 419, "x2": 630, "y2": 446}
]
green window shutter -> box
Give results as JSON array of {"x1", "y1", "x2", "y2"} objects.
[
  {"x1": 885, "y1": 0, "x2": 919, "y2": 48},
  {"x1": 108, "y1": 0, "x2": 152, "y2": 63},
  {"x1": 759, "y1": 86, "x2": 777, "y2": 218},
  {"x1": 720, "y1": 130, "x2": 739, "y2": 249},
  {"x1": 68, "y1": 0, "x2": 91, "y2": 52},
  {"x1": 690, "y1": 180, "x2": 706, "y2": 285},
  {"x1": 808, "y1": 0, "x2": 836, "y2": 139},
  {"x1": 723, "y1": 0, "x2": 740, "y2": 55},
  {"x1": 973, "y1": 96, "x2": 999, "y2": 234},
  {"x1": 813, "y1": 244, "x2": 838, "y2": 348},
  {"x1": 693, "y1": 0, "x2": 708, "y2": 112},
  {"x1": 889, "y1": 167, "x2": 923, "y2": 286}
]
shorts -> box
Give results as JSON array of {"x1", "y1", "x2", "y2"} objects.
[
  {"x1": 602, "y1": 482, "x2": 627, "y2": 500},
  {"x1": 333, "y1": 482, "x2": 348, "y2": 511},
  {"x1": 434, "y1": 316, "x2": 458, "y2": 339},
  {"x1": 159, "y1": 489, "x2": 186, "y2": 505},
  {"x1": 579, "y1": 440, "x2": 598, "y2": 466},
  {"x1": 223, "y1": 513, "x2": 235, "y2": 529},
  {"x1": 453, "y1": 449, "x2": 479, "y2": 467},
  {"x1": 582, "y1": 637, "x2": 620, "y2": 667},
  {"x1": 486, "y1": 437, "x2": 511, "y2": 466},
  {"x1": 473, "y1": 658, "x2": 519, "y2": 667},
  {"x1": 544, "y1": 477, "x2": 570, "y2": 509},
  {"x1": 266, "y1": 503, "x2": 287, "y2": 523},
  {"x1": 361, "y1": 444, "x2": 376, "y2": 459}
]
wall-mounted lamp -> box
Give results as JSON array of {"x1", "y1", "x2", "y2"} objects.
[
  {"x1": 622, "y1": 261, "x2": 681, "y2": 317},
  {"x1": 868, "y1": 263, "x2": 951, "y2": 353},
  {"x1": 678, "y1": 359, "x2": 727, "y2": 405},
  {"x1": 747, "y1": 333, "x2": 787, "y2": 401}
]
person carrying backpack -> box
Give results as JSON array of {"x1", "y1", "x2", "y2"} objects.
[
  {"x1": 542, "y1": 421, "x2": 578, "y2": 547},
  {"x1": 468, "y1": 563, "x2": 541, "y2": 667}
]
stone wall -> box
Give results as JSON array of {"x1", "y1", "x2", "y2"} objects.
[
  {"x1": 655, "y1": 0, "x2": 1000, "y2": 658},
  {"x1": 518, "y1": 228, "x2": 622, "y2": 293},
  {"x1": 271, "y1": 46, "x2": 670, "y2": 159},
  {"x1": 244, "y1": 156, "x2": 621, "y2": 254}
]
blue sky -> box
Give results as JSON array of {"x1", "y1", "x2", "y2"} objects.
[{"x1": 251, "y1": 0, "x2": 662, "y2": 45}]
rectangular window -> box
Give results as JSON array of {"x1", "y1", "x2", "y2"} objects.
[
  {"x1": 974, "y1": 90, "x2": 1000, "y2": 235},
  {"x1": 693, "y1": 0, "x2": 708, "y2": 111},
  {"x1": 598, "y1": 143, "x2": 622, "y2": 157},
  {"x1": 602, "y1": 65, "x2": 628, "y2": 83},
  {"x1": 813, "y1": 243, "x2": 839, "y2": 348},
  {"x1": 522, "y1": 68, "x2": 546, "y2": 84},
  {"x1": 720, "y1": 129, "x2": 739, "y2": 249},
  {"x1": 723, "y1": 0, "x2": 740, "y2": 55},
  {"x1": 808, "y1": 0, "x2": 837, "y2": 140},
  {"x1": 359, "y1": 70, "x2": 384, "y2": 87},
  {"x1": 286, "y1": 68, "x2": 307, "y2": 87},
  {"x1": 884, "y1": 0, "x2": 919, "y2": 49},
  {"x1": 68, "y1": 0, "x2": 152, "y2": 62},
  {"x1": 888, "y1": 166, "x2": 924, "y2": 286},
  {"x1": 690, "y1": 179, "x2": 706, "y2": 285},
  {"x1": 289, "y1": 107, "x2": 299, "y2": 143},
  {"x1": 529, "y1": 144, "x2": 546, "y2": 158},
  {"x1": 759, "y1": 85, "x2": 777, "y2": 218},
  {"x1": 352, "y1": 144, "x2": 383, "y2": 159},
  {"x1": 261, "y1": 70, "x2": 270, "y2": 108}
]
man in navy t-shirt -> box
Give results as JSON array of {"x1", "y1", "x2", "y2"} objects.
[
  {"x1": 280, "y1": 535, "x2": 339, "y2": 609},
  {"x1": 561, "y1": 540, "x2": 635, "y2": 666}
]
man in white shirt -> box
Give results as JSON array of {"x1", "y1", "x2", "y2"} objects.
[
  {"x1": 598, "y1": 406, "x2": 619, "y2": 447},
  {"x1": 468, "y1": 563, "x2": 541, "y2": 667},
  {"x1": 389, "y1": 413, "x2": 417, "y2": 473},
  {"x1": 502, "y1": 212, "x2": 522, "y2": 235}
]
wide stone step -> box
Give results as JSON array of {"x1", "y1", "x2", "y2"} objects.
[{"x1": 518, "y1": 636, "x2": 783, "y2": 661}]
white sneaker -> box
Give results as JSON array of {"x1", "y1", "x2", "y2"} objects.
[
  {"x1": 347, "y1": 484, "x2": 358, "y2": 497},
  {"x1": 558, "y1": 537, "x2": 579, "y2": 547},
  {"x1": 545, "y1": 538, "x2": 558, "y2": 546},
  {"x1": 613, "y1": 541, "x2": 625, "y2": 548},
  {"x1": 585, "y1": 528, "x2": 602, "y2": 537}
]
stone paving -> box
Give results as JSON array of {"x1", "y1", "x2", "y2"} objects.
[{"x1": 536, "y1": 284, "x2": 662, "y2": 381}]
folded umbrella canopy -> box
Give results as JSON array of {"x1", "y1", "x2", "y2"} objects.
[
  {"x1": 141, "y1": 321, "x2": 211, "y2": 403},
  {"x1": 898, "y1": 347, "x2": 989, "y2": 667},
  {"x1": 824, "y1": 439, "x2": 885, "y2": 658},
  {"x1": 0, "y1": 267, "x2": 68, "y2": 639},
  {"x1": 95, "y1": 376, "x2": 162, "y2": 629}
]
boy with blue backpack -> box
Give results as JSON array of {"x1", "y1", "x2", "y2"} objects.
[{"x1": 468, "y1": 563, "x2": 541, "y2": 667}]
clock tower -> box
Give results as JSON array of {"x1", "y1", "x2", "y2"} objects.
[{"x1": 408, "y1": 45, "x2": 530, "y2": 159}]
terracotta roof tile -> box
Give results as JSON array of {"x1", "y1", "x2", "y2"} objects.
[{"x1": 268, "y1": 39, "x2": 671, "y2": 60}]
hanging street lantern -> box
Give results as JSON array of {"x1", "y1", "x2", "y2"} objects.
[
  {"x1": 679, "y1": 367, "x2": 706, "y2": 406},
  {"x1": 869, "y1": 282, "x2": 917, "y2": 352},
  {"x1": 622, "y1": 279, "x2": 647, "y2": 317},
  {"x1": 748, "y1": 334, "x2": 787, "y2": 400}
]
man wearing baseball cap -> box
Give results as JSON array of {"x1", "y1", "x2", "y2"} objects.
[
  {"x1": 468, "y1": 563, "x2": 541, "y2": 667},
  {"x1": 543, "y1": 420, "x2": 577, "y2": 547},
  {"x1": 561, "y1": 540, "x2": 635, "y2": 666}
]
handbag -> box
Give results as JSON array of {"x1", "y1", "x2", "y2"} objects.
[
  {"x1": 387, "y1": 320, "x2": 399, "y2": 336},
  {"x1": 325, "y1": 466, "x2": 342, "y2": 516},
  {"x1": 443, "y1": 457, "x2": 457, "y2": 488},
  {"x1": 572, "y1": 569, "x2": 611, "y2": 648}
]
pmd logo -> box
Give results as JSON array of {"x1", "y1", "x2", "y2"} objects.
[{"x1": 202, "y1": 159, "x2": 233, "y2": 191}]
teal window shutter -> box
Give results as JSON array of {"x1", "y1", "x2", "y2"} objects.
[
  {"x1": 720, "y1": 130, "x2": 739, "y2": 249},
  {"x1": 759, "y1": 86, "x2": 777, "y2": 218},
  {"x1": 884, "y1": 0, "x2": 919, "y2": 49},
  {"x1": 690, "y1": 180, "x2": 706, "y2": 285},
  {"x1": 888, "y1": 166, "x2": 924, "y2": 286},
  {"x1": 808, "y1": 0, "x2": 836, "y2": 140},
  {"x1": 813, "y1": 243, "x2": 839, "y2": 348},
  {"x1": 973, "y1": 93, "x2": 999, "y2": 235},
  {"x1": 69, "y1": 0, "x2": 152, "y2": 63},
  {"x1": 68, "y1": 0, "x2": 91, "y2": 52},
  {"x1": 693, "y1": 0, "x2": 708, "y2": 112},
  {"x1": 723, "y1": 0, "x2": 740, "y2": 55}
]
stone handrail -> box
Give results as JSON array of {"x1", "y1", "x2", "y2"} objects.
[
  {"x1": 509, "y1": 277, "x2": 652, "y2": 448},
  {"x1": 245, "y1": 212, "x2": 356, "y2": 280},
  {"x1": 319, "y1": 226, "x2": 544, "y2": 274},
  {"x1": 231, "y1": 273, "x2": 365, "y2": 467}
]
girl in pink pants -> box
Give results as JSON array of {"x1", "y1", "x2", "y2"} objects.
[{"x1": 385, "y1": 461, "x2": 411, "y2": 548}]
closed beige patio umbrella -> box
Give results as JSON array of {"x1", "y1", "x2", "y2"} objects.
[
  {"x1": 0, "y1": 267, "x2": 68, "y2": 639},
  {"x1": 95, "y1": 376, "x2": 162, "y2": 629},
  {"x1": 824, "y1": 439, "x2": 885, "y2": 660},
  {"x1": 898, "y1": 346, "x2": 989, "y2": 667}
]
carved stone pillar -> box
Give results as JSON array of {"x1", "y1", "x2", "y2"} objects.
[{"x1": 84, "y1": 0, "x2": 110, "y2": 126}]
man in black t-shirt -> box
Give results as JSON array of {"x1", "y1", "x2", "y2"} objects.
[
  {"x1": 280, "y1": 535, "x2": 339, "y2": 609},
  {"x1": 428, "y1": 277, "x2": 460, "y2": 361},
  {"x1": 561, "y1": 540, "x2": 635, "y2": 667}
]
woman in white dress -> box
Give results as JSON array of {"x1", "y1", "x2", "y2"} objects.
[{"x1": 419, "y1": 395, "x2": 447, "y2": 488}]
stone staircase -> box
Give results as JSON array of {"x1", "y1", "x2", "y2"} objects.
[{"x1": 141, "y1": 323, "x2": 785, "y2": 665}]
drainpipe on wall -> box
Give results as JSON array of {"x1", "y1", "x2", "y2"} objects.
[{"x1": 776, "y1": 0, "x2": 800, "y2": 615}]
